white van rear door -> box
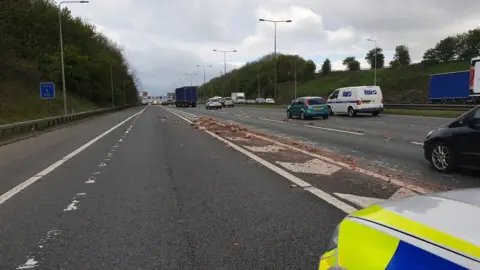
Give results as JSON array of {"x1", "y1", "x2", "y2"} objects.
[{"x1": 361, "y1": 87, "x2": 382, "y2": 106}]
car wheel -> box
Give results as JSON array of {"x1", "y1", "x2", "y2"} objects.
[
  {"x1": 322, "y1": 115, "x2": 329, "y2": 120},
  {"x1": 287, "y1": 110, "x2": 292, "y2": 119},
  {"x1": 430, "y1": 142, "x2": 455, "y2": 173},
  {"x1": 300, "y1": 111, "x2": 306, "y2": 120},
  {"x1": 348, "y1": 107, "x2": 356, "y2": 117},
  {"x1": 372, "y1": 111, "x2": 380, "y2": 116},
  {"x1": 206, "y1": 106, "x2": 209, "y2": 110},
  {"x1": 328, "y1": 106, "x2": 333, "y2": 116}
]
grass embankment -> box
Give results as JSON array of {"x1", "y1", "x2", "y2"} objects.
[
  {"x1": 0, "y1": 81, "x2": 99, "y2": 125},
  {"x1": 275, "y1": 60, "x2": 470, "y2": 104},
  {"x1": 236, "y1": 104, "x2": 461, "y2": 118}
]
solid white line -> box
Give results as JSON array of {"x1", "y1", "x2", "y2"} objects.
[
  {"x1": 0, "y1": 107, "x2": 146, "y2": 205},
  {"x1": 411, "y1": 142, "x2": 424, "y2": 146},
  {"x1": 258, "y1": 118, "x2": 286, "y2": 124},
  {"x1": 162, "y1": 107, "x2": 358, "y2": 214},
  {"x1": 304, "y1": 124, "x2": 365, "y2": 136}
]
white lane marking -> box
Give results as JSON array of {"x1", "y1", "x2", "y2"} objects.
[
  {"x1": 93, "y1": 172, "x2": 100, "y2": 175},
  {"x1": 305, "y1": 125, "x2": 365, "y2": 136},
  {"x1": 234, "y1": 114, "x2": 251, "y2": 118},
  {"x1": 258, "y1": 118, "x2": 286, "y2": 124},
  {"x1": 85, "y1": 177, "x2": 96, "y2": 184},
  {"x1": 162, "y1": 107, "x2": 358, "y2": 214},
  {"x1": 76, "y1": 193, "x2": 86, "y2": 196},
  {"x1": 118, "y1": 138, "x2": 123, "y2": 142},
  {"x1": 251, "y1": 133, "x2": 430, "y2": 194},
  {"x1": 335, "y1": 188, "x2": 419, "y2": 209},
  {"x1": 411, "y1": 141, "x2": 423, "y2": 145},
  {"x1": 98, "y1": 162, "x2": 107, "y2": 167},
  {"x1": 17, "y1": 258, "x2": 38, "y2": 269},
  {"x1": 0, "y1": 107, "x2": 146, "y2": 205},
  {"x1": 365, "y1": 120, "x2": 385, "y2": 124},
  {"x1": 63, "y1": 199, "x2": 80, "y2": 211},
  {"x1": 17, "y1": 230, "x2": 61, "y2": 269}
]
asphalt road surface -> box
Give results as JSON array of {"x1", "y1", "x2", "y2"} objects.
[
  {"x1": 0, "y1": 105, "x2": 354, "y2": 269},
  {"x1": 172, "y1": 105, "x2": 480, "y2": 189}
]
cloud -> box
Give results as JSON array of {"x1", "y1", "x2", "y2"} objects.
[{"x1": 57, "y1": 0, "x2": 480, "y2": 95}]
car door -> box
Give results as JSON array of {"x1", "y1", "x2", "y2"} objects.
[
  {"x1": 449, "y1": 108, "x2": 480, "y2": 167},
  {"x1": 328, "y1": 90, "x2": 340, "y2": 113},
  {"x1": 290, "y1": 98, "x2": 302, "y2": 117},
  {"x1": 460, "y1": 108, "x2": 480, "y2": 167}
]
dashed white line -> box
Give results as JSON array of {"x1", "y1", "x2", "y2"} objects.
[
  {"x1": 98, "y1": 162, "x2": 107, "y2": 167},
  {"x1": 411, "y1": 142, "x2": 424, "y2": 146},
  {"x1": 258, "y1": 118, "x2": 286, "y2": 124},
  {"x1": 85, "y1": 177, "x2": 96, "y2": 184},
  {"x1": 17, "y1": 258, "x2": 38, "y2": 269},
  {"x1": 0, "y1": 107, "x2": 147, "y2": 205},
  {"x1": 63, "y1": 199, "x2": 80, "y2": 211},
  {"x1": 305, "y1": 125, "x2": 365, "y2": 136}
]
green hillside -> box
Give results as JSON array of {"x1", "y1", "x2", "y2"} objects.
[
  {"x1": 1, "y1": 0, "x2": 141, "y2": 124},
  {"x1": 200, "y1": 58, "x2": 470, "y2": 104},
  {"x1": 292, "y1": 60, "x2": 470, "y2": 104}
]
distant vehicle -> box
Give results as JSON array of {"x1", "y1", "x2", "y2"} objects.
[
  {"x1": 319, "y1": 188, "x2": 480, "y2": 269},
  {"x1": 205, "y1": 98, "x2": 222, "y2": 110},
  {"x1": 255, "y1": 98, "x2": 266, "y2": 103},
  {"x1": 429, "y1": 57, "x2": 480, "y2": 104},
  {"x1": 265, "y1": 98, "x2": 275, "y2": 104},
  {"x1": 327, "y1": 86, "x2": 383, "y2": 117},
  {"x1": 424, "y1": 105, "x2": 480, "y2": 172},
  {"x1": 223, "y1": 97, "x2": 234, "y2": 107},
  {"x1": 152, "y1": 100, "x2": 159, "y2": 105},
  {"x1": 287, "y1": 96, "x2": 329, "y2": 120},
  {"x1": 231, "y1": 92, "x2": 246, "y2": 103},
  {"x1": 175, "y1": 86, "x2": 197, "y2": 107}
]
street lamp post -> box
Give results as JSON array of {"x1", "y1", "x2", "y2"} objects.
[
  {"x1": 259, "y1": 18, "x2": 292, "y2": 99},
  {"x1": 367, "y1": 38, "x2": 378, "y2": 86},
  {"x1": 213, "y1": 49, "x2": 237, "y2": 97},
  {"x1": 197, "y1": 64, "x2": 212, "y2": 101},
  {"x1": 58, "y1": 0, "x2": 89, "y2": 115}
]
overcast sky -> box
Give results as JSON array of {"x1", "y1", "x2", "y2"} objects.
[{"x1": 57, "y1": 0, "x2": 480, "y2": 95}]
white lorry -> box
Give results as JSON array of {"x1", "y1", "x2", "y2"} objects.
[{"x1": 231, "y1": 92, "x2": 246, "y2": 103}]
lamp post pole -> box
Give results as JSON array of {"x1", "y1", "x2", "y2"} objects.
[
  {"x1": 259, "y1": 18, "x2": 292, "y2": 99},
  {"x1": 58, "y1": 0, "x2": 89, "y2": 114}
]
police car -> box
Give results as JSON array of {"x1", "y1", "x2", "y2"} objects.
[
  {"x1": 319, "y1": 188, "x2": 480, "y2": 269},
  {"x1": 327, "y1": 86, "x2": 384, "y2": 117}
]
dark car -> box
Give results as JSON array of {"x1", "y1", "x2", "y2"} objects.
[{"x1": 424, "y1": 105, "x2": 480, "y2": 172}]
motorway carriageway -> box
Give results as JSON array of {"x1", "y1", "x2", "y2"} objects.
[
  {"x1": 0, "y1": 104, "x2": 477, "y2": 269},
  {"x1": 172, "y1": 105, "x2": 480, "y2": 189}
]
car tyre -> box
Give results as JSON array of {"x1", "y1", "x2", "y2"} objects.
[
  {"x1": 348, "y1": 107, "x2": 356, "y2": 117},
  {"x1": 300, "y1": 111, "x2": 306, "y2": 120},
  {"x1": 322, "y1": 115, "x2": 329, "y2": 120},
  {"x1": 328, "y1": 106, "x2": 333, "y2": 116},
  {"x1": 287, "y1": 110, "x2": 292, "y2": 119},
  {"x1": 372, "y1": 111, "x2": 379, "y2": 116},
  {"x1": 430, "y1": 142, "x2": 455, "y2": 173}
]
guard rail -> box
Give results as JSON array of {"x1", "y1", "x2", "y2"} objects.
[{"x1": 0, "y1": 105, "x2": 135, "y2": 138}]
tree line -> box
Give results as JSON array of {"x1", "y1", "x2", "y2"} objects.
[
  {"x1": 1, "y1": 0, "x2": 141, "y2": 108},
  {"x1": 324, "y1": 28, "x2": 480, "y2": 73}
]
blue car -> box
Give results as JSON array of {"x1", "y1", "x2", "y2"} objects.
[{"x1": 287, "y1": 96, "x2": 329, "y2": 120}]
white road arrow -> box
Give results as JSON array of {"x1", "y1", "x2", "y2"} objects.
[
  {"x1": 334, "y1": 188, "x2": 419, "y2": 209},
  {"x1": 276, "y1": 159, "x2": 342, "y2": 175}
]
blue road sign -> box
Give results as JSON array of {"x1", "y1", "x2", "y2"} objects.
[{"x1": 40, "y1": 82, "x2": 55, "y2": 99}]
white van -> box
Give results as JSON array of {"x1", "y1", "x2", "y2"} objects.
[{"x1": 327, "y1": 86, "x2": 384, "y2": 117}]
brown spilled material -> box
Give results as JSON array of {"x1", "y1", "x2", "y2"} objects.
[{"x1": 191, "y1": 117, "x2": 453, "y2": 192}]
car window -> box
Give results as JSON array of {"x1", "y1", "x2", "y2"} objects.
[
  {"x1": 308, "y1": 98, "x2": 325, "y2": 105},
  {"x1": 473, "y1": 109, "x2": 480, "y2": 120},
  {"x1": 330, "y1": 90, "x2": 339, "y2": 99}
]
